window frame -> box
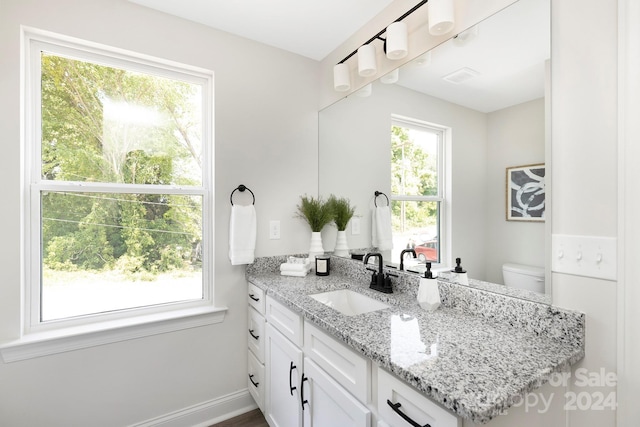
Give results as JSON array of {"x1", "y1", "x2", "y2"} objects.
[
  {"x1": 9, "y1": 27, "x2": 224, "y2": 358},
  {"x1": 390, "y1": 115, "x2": 450, "y2": 267}
]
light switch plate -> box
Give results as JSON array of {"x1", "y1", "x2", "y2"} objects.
[
  {"x1": 551, "y1": 234, "x2": 617, "y2": 281},
  {"x1": 351, "y1": 217, "x2": 361, "y2": 235},
  {"x1": 269, "y1": 220, "x2": 280, "y2": 240}
]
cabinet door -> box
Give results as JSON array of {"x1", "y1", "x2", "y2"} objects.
[
  {"x1": 265, "y1": 324, "x2": 303, "y2": 427},
  {"x1": 302, "y1": 357, "x2": 371, "y2": 427}
]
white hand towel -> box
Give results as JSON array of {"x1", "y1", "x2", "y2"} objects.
[
  {"x1": 229, "y1": 204, "x2": 256, "y2": 265},
  {"x1": 372, "y1": 206, "x2": 393, "y2": 251},
  {"x1": 280, "y1": 262, "x2": 311, "y2": 273},
  {"x1": 281, "y1": 270, "x2": 308, "y2": 277}
]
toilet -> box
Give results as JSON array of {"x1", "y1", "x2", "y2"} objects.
[{"x1": 502, "y1": 263, "x2": 545, "y2": 293}]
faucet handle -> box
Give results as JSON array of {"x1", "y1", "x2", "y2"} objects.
[{"x1": 383, "y1": 272, "x2": 396, "y2": 293}]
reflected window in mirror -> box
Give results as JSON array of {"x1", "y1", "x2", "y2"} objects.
[{"x1": 390, "y1": 116, "x2": 447, "y2": 267}]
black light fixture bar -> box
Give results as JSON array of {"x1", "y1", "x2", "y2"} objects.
[{"x1": 337, "y1": 0, "x2": 430, "y2": 65}]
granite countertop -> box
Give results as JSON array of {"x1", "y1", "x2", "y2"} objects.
[{"x1": 247, "y1": 256, "x2": 585, "y2": 424}]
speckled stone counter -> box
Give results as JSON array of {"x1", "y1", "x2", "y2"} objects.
[{"x1": 246, "y1": 255, "x2": 585, "y2": 424}]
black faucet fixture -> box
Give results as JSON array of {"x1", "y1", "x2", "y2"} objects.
[
  {"x1": 399, "y1": 248, "x2": 417, "y2": 271},
  {"x1": 363, "y1": 252, "x2": 394, "y2": 293}
]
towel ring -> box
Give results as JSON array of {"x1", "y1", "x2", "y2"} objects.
[
  {"x1": 230, "y1": 184, "x2": 255, "y2": 205},
  {"x1": 374, "y1": 191, "x2": 389, "y2": 207}
]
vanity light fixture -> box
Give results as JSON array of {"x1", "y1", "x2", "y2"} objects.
[
  {"x1": 380, "y1": 68, "x2": 399, "y2": 84},
  {"x1": 333, "y1": 62, "x2": 351, "y2": 91},
  {"x1": 334, "y1": 0, "x2": 444, "y2": 91},
  {"x1": 428, "y1": 0, "x2": 456, "y2": 35},
  {"x1": 414, "y1": 51, "x2": 432, "y2": 67},
  {"x1": 355, "y1": 83, "x2": 373, "y2": 97},
  {"x1": 357, "y1": 44, "x2": 377, "y2": 77},
  {"x1": 385, "y1": 21, "x2": 409, "y2": 60}
]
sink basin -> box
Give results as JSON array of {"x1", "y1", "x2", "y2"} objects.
[{"x1": 310, "y1": 289, "x2": 389, "y2": 316}]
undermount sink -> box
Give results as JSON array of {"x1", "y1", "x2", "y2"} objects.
[{"x1": 310, "y1": 289, "x2": 390, "y2": 316}]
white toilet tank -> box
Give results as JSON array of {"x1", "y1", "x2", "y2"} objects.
[{"x1": 502, "y1": 263, "x2": 545, "y2": 293}]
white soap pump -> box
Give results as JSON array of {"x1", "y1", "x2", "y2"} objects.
[
  {"x1": 417, "y1": 263, "x2": 441, "y2": 311},
  {"x1": 451, "y1": 257, "x2": 469, "y2": 286}
]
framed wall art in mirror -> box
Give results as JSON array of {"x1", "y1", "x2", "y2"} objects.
[{"x1": 506, "y1": 164, "x2": 545, "y2": 222}]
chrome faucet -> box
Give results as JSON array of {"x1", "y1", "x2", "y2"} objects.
[
  {"x1": 363, "y1": 252, "x2": 393, "y2": 293},
  {"x1": 399, "y1": 248, "x2": 417, "y2": 271}
]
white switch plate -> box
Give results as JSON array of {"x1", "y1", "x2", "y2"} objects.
[
  {"x1": 551, "y1": 234, "x2": 617, "y2": 281},
  {"x1": 351, "y1": 217, "x2": 361, "y2": 235},
  {"x1": 269, "y1": 220, "x2": 280, "y2": 240}
]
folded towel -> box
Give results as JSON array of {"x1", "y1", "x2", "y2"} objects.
[
  {"x1": 229, "y1": 204, "x2": 257, "y2": 265},
  {"x1": 280, "y1": 262, "x2": 311, "y2": 273},
  {"x1": 372, "y1": 205, "x2": 393, "y2": 251},
  {"x1": 281, "y1": 270, "x2": 308, "y2": 277}
]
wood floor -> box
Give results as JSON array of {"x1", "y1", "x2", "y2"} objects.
[{"x1": 210, "y1": 409, "x2": 269, "y2": 427}]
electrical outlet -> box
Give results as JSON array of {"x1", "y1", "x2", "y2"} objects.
[
  {"x1": 351, "y1": 217, "x2": 361, "y2": 235},
  {"x1": 269, "y1": 220, "x2": 280, "y2": 240}
]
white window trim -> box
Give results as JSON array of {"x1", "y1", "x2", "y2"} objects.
[
  {"x1": 390, "y1": 115, "x2": 451, "y2": 267},
  {"x1": 3, "y1": 27, "x2": 226, "y2": 361}
]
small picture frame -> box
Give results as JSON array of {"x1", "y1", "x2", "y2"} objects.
[{"x1": 506, "y1": 164, "x2": 545, "y2": 221}]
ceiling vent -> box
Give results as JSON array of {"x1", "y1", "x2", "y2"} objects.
[{"x1": 442, "y1": 67, "x2": 480, "y2": 84}]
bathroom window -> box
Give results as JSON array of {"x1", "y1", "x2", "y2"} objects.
[
  {"x1": 23, "y1": 30, "x2": 216, "y2": 335},
  {"x1": 390, "y1": 116, "x2": 446, "y2": 266}
]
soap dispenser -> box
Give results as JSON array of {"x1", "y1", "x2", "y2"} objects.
[
  {"x1": 417, "y1": 263, "x2": 441, "y2": 311},
  {"x1": 451, "y1": 257, "x2": 469, "y2": 286}
]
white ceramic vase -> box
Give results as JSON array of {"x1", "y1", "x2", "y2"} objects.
[
  {"x1": 308, "y1": 231, "x2": 325, "y2": 263},
  {"x1": 334, "y1": 230, "x2": 349, "y2": 257}
]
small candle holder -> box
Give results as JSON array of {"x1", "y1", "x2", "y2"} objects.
[{"x1": 315, "y1": 255, "x2": 330, "y2": 276}]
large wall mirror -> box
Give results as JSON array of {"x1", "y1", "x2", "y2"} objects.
[{"x1": 319, "y1": 0, "x2": 551, "y2": 301}]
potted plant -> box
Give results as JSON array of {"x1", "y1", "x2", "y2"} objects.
[
  {"x1": 328, "y1": 195, "x2": 355, "y2": 257},
  {"x1": 296, "y1": 195, "x2": 334, "y2": 260}
]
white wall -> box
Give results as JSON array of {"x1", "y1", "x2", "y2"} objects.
[
  {"x1": 319, "y1": 81, "x2": 488, "y2": 275},
  {"x1": 0, "y1": 0, "x2": 319, "y2": 425},
  {"x1": 485, "y1": 98, "x2": 546, "y2": 284}
]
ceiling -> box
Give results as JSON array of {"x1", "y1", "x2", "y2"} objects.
[
  {"x1": 395, "y1": 0, "x2": 549, "y2": 113},
  {"x1": 129, "y1": 0, "x2": 549, "y2": 113},
  {"x1": 128, "y1": 0, "x2": 394, "y2": 61}
]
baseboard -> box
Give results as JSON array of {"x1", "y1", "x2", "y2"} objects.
[{"x1": 130, "y1": 389, "x2": 258, "y2": 427}]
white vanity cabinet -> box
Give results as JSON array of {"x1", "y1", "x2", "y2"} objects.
[
  {"x1": 377, "y1": 368, "x2": 461, "y2": 427},
  {"x1": 251, "y1": 288, "x2": 460, "y2": 427},
  {"x1": 263, "y1": 295, "x2": 371, "y2": 427}
]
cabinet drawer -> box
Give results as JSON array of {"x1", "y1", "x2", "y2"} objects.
[
  {"x1": 248, "y1": 350, "x2": 265, "y2": 411},
  {"x1": 304, "y1": 320, "x2": 370, "y2": 403},
  {"x1": 266, "y1": 296, "x2": 303, "y2": 347},
  {"x1": 248, "y1": 282, "x2": 265, "y2": 314},
  {"x1": 248, "y1": 307, "x2": 265, "y2": 362},
  {"x1": 377, "y1": 367, "x2": 460, "y2": 427}
]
